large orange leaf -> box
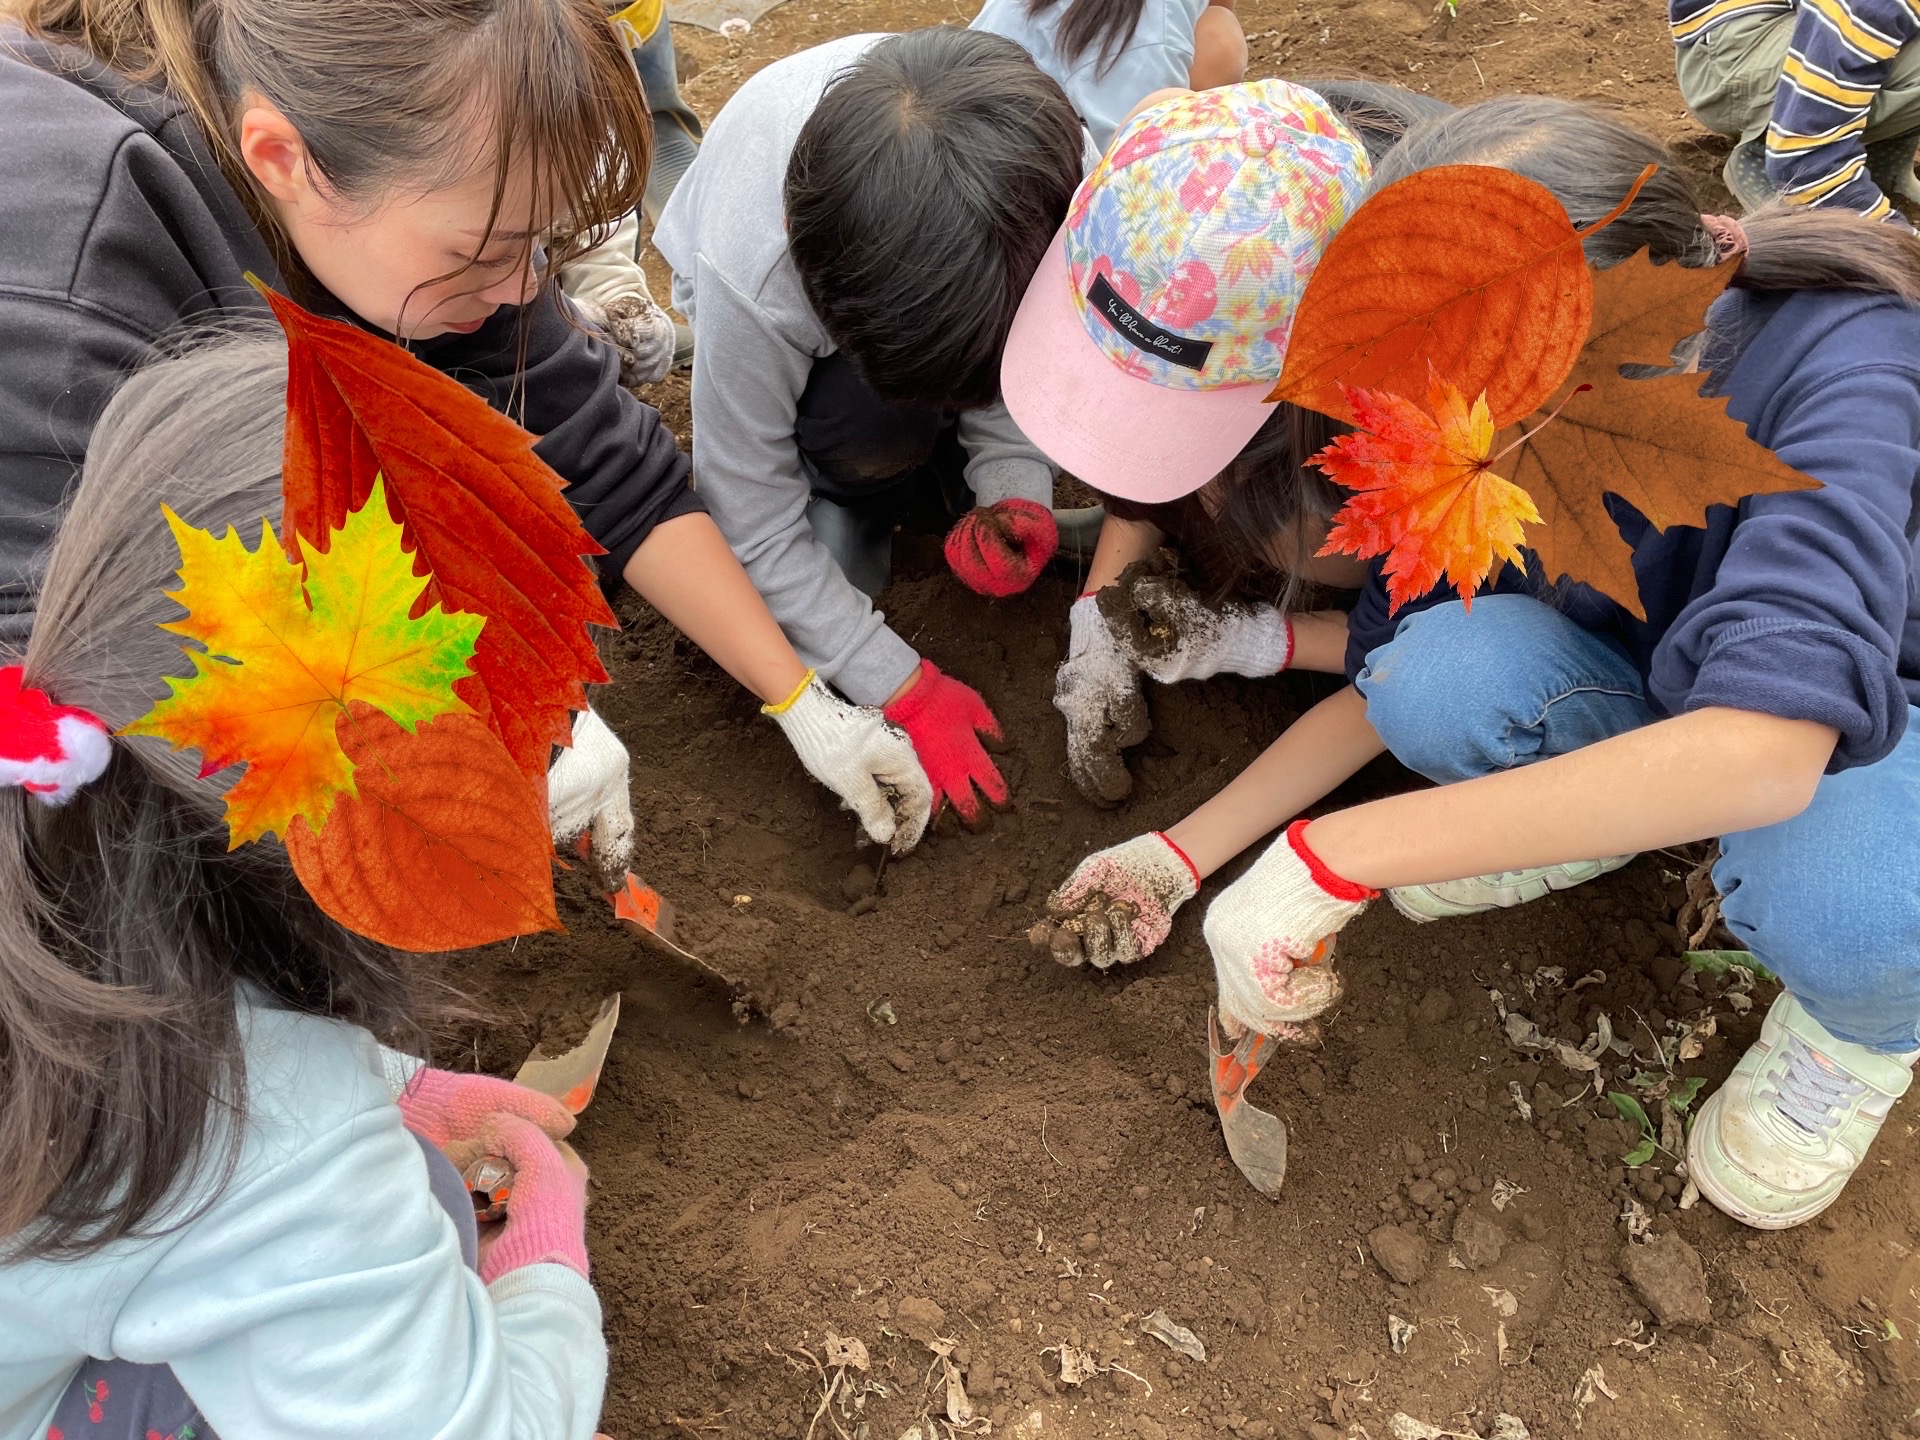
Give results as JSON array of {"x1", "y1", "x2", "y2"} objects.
[
  {"x1": 1498, "y1": 250, "x2": 1821, "y2": 614},
  {"x1": 256, "y1": 284, "x2": 615, "y2": 780},
  {"x1": 1270, "y1": 164, "x2": 1651, "y2": 427},
  {"x1": 1314, "y1": 370, "x2": 1540, "y2": 611},
  {"x1": 286, "y1": 705, "x2": 560, "y2": 951},
  {"x1": 124, "y1": 479, "x2": 481, "y2": 846}
]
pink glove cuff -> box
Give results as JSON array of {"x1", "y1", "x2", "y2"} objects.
[
  {"x1": 477, "y1": 1113, "x2": 589, "y2": 1283},
  {"x1": 398, "y1": 1068, "x2": 575, "y2": 1150}
]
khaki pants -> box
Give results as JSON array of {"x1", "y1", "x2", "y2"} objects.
[{"x1": 1675, "y1": 11, "x2": 1920, "y2": 144}]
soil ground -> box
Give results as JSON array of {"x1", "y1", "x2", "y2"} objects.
[{"x1": 438, "y1": 3, "x2": 1920, "y2": 1438}]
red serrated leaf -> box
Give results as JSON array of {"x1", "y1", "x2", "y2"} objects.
[
  {"x1": 286, "y1": 705, "x2": 560, "y2": 951},
  {"x1": 255, "y1": 284, "x2": 614, "y2": 780}
]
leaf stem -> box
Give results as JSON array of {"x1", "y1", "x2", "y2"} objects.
[{"x1": 1490, "y1": 383, "x2": 1593, "y2": 464}]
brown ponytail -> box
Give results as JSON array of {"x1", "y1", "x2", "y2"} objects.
[
  {"x1": 1370, "y1": 95, "x2": 1920, "y2": 300},
  {"x1": 19, "y1": 0, "x2": 652, "y2": 283}
]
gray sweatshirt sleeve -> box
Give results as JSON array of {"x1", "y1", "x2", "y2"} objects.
[
  {"x1": 683, "y1": 259, "x2": 921, "y2": 706},
  {"x1": 957, "y1": 400, "x2": 1057, "y2": 509}
]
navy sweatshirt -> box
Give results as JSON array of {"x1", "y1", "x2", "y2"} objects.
[
  {"x1": 1345, "y1": 285, "x2": 1920, "y2": 774},
  {"x1": 0, "y1": 34, "x2": 700, "y2": 643}
]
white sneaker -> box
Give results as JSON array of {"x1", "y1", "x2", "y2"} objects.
[
  {"x1": 1387, "y1": 855, "x2": 1634, "y2": 923},
  {"x1": 1688, "y1": 993, "x2": 1917, "y2": 1230}
]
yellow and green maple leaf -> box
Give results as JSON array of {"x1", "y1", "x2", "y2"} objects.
[{"x1": 125, "y1": 476, "x2": 483, "y2": 846}]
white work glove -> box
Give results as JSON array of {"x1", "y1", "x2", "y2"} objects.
[
  {"x1": 1111, "y1": 572, "x2": 1293, "y2": 684},
  {"x1": 1204, "y1": 820, "x2": 1375, "y2": 1037},
  {"x1": 575, "y1": 292, "x2": 678, "y2": 388},
  {"x1": 1055, "y1": 594, "x2": 1150, "y2": 806},
  {"x1": 764, "y1": 672, "x2": 932, "y2": 855},
  {"x1": 1031, "y1": 831, "x2": 1201, "y2": 970},
  {"x1": 547, "y1": 706, "x2": 636, "y2": 886}
]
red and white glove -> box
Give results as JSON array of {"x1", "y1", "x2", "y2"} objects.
[
  {"x1": 1040, "y1": 832, "x2": 1201, "y2": 969},
  {"x1": 395, "y1": 1067, "x2": 576, "y2": 1149},
  {"x1": 763, "y1": 671, "x2": 933, "y2": 854},
  {"x1": 474, "y1": 1112, "x2": 590, "y2": 1283},
  {"x1": 1114, "y1": 572, "x2": 1293, "y2": 684},
  {"x1": 944, "y1": 498, "x2": 1059, "y2": 597},
  {"x1": 1203, "y1": 820, "x2": 1376, "y2": 1037},
  {"x1": 881, "y1": 660, "x2": 1008, "y2": 824},
  {"x1": 1054, "y1": 594, "x2": 1149, "y2": 806}
]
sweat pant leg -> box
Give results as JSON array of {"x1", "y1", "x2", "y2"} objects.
[
  {"x1": 1714, "y1": 708, "x2": 1920, "y2": 1053},
  {"x1": 40, "y1": 1135, "x2": 479, "y2": 1438}
]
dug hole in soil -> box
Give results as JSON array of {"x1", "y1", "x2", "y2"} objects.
[{"x1": 436, "y1": 1, "x2": 1920, "y2": 1436}]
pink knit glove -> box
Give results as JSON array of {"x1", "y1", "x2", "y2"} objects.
[
  {"x1": 396, "y1": 1068, "x2": 575, "y2": 1150},
  {"x1": 476, "y1": 1112, "x2": 590, "y2": 1282}
]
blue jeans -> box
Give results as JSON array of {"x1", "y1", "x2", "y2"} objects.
[{"x1": 1355, "y1": 594, "x2": 1920, "y2": 1053}]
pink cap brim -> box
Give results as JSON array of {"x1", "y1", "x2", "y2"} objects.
[{"x1": 1002, "y1": 224, "x2": 1279, "y2": 505}]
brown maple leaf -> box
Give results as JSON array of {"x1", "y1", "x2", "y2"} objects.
[{"x1": 1497, "y1": 251, "x2": 1820, "y2": 614}]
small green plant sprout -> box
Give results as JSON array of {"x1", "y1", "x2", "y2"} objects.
[
  {"x1": 1609, "y1": 1091, "x2": 1659, "y2": 1166},
  {"x1": 1686, "y1": 949, "x2": 1778, "y2": 985}
]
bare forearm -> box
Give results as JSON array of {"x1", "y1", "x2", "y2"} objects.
[
  {"x1": 622, "y1": 513, "x2": 809, "y2": 704},
  {"x1": 1167, "y1": 686, "x2": 1384, "y2": 876},
  {"x1": 1084, "y1": 514, "x2": 1162, "y2": 593},
  {"x1": 1289, "y1": 611, "x2": 1349, "y2": 674},
  {"x1": 1306, "y1": 707, "x2": 1838, "y2": 890}
]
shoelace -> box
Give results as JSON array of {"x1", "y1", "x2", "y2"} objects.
[{"x1": 1765, "y1": 1035, "x2": 1867, "y2": 1139}]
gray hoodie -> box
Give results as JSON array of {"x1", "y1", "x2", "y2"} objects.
[{"x1": 654, "y1": 33, "x2": 1079, "y2": 705}]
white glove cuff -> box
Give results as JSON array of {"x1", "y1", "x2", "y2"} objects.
[{"x1": 1217, "y1": 606, "x2": 1295, "y2": 678}]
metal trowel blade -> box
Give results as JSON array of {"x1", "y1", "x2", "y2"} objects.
[
  {"x1": 1208, "y1": 1007, "x2": 1289, "y2": 1197},
  {"x1": 514, "y1": 993, "x2": 620, "y2": 1114}
]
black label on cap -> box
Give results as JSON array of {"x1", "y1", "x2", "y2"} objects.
[{"x1": 1086, "y1": 273, "x2": 1214, "y2": 372}]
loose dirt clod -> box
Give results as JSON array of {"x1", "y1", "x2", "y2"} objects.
[
  {"x1": 1369, "y1": 1225, "x2": 1431, "y2": 1285},
  {"x1": 1620, "y1": 1232, "x2": 1713, "y2": 1327},
  {"x1": 1453, "y1": 1210, "x2": 1506, "y2": 1270},
  {"x1": 895, "y1": 1295, "x2": 946, "y2": 1344}
]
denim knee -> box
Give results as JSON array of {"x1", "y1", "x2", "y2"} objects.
[
  {"x1": 1716, "y1": 718, "x2": 1920, "y2": 1052},
  {"x1": 1357, "y1": 594, "x2": 1651, "y2": 784}
]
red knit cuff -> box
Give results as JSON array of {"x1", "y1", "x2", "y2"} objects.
[
  {"x1": 1286, "y1": 819, "x2": 1376, "y2": 902},
  {"x1": 1152, "y1": 831, "x2": 1203, "y2": 889},
  {"x1": 1281, "y1": 614, "x2": 1295, "y2": 672}
]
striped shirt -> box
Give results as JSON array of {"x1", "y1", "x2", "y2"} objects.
[{"x1": 1671, "y1": 0, "x2": 1920, "y2": 220}]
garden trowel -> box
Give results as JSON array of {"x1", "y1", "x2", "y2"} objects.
[{"x1": 1208, "y1": 1007, "x2": 1289, "y2": 1198}]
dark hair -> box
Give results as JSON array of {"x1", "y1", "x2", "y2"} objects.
[
  {"x1": 1023, "y1": 0, "x2": 1146, "y2": 74},
  {"x1": 785, "y1": 26, "x2": 1084, "y2": 410},
  {"x1": 23, "y1": 0, "x2": 651, "y2": 294},
  {"x1": 1370, "y1": 96, "x2": 1920, "y2": 299},
  {"x1": 1106, "y1": 402, "x2": 1348, "y2": 611},
  {"x1": 1, "y1": 338, "x2": 426, "y2": 1258}
]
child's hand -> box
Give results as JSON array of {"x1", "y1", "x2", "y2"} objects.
[
  {"x1": 1111, "y1": 573, "x2": 1293, "y2": 683},
  {"x1": 1204, "y1": 821, "x2": 1373, "y2": 1037},
  {"x1": 397, "y1": 1069, "x2": 576, "y2": 1150},
  {"x1": 1055, "y1": 594, "x2": 1150, "y2": 805},
  {"x1": 474, "y1": 1113, "x2": 590, "y2": 1283},
  {"x1": 763, "y1": 672, "x2": 933, "y2": 853},
  {"x1": 944, "y1": 499, "x2": 1059, "y2": 597},
  {"x1": 881, "y1": 660, "x2": 1008, "y2": 824},
  {"x1": 1030, "y1": 832, "x2": 1200, "y2": 969},
  {"x1": 547, "y1": 707, "x2": 637, "y2": 889}
]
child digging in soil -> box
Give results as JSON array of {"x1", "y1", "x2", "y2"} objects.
[
  {"x1": 653, "y1": 27, "x2": 1096, "y2": 826},
  {"x1": 0, "y1": 0, "x2": 933, "y2": 866},
  {"x1": 0, "y1": 339, "x2": 611, "y2": 1439},
  {"x1": 970, "y1": 0, "x2": 1248, "y2": 150},
  {"x1": 1045, "y1": 95, "x2": 1920, "y2": 1232}
]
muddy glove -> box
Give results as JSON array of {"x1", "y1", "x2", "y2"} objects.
[
  {"x1": 396, "y1": 1068, "x2": 576, "y2": 1149},
  {"x1": 1031, "y1": 832, "x2": 1201, "y2": 969},
  {"x1": 763, "y1": 671, "x2": 933, "y2": 854},
  {"x1": 547, "y1": 706, "x2": 636, "y2": 887},
  {"x1": 1112, "y1": 572, "x2": 1293, "y2": 684},
  {"x1": 882, "y1": 660, "x2": 1009, "y2": 824},
  {"x1": 475, "y1": 1112, "x2": 590, "y2": 1282},
  {"x1": 1055, "y1": 594, "x2": 1150, "y2": 806},
  {"x1": 945, "y1": 498, "x2": 1059, "y2": 597},
  {"x1": 574, "y1": 291, "x2": 678, "y2": 388},
  {"x1": 1204, "y1": 820, "x2": 1375, "y2": 1038}
]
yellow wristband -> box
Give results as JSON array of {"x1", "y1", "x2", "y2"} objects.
[{"x1": 762, "y1": 668, "x2": 816, "y2": 717}]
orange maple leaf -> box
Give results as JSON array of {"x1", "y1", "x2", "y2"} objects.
[{"x1": 1314, "y1": 369, "x2": 1542, "y2": 611}]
